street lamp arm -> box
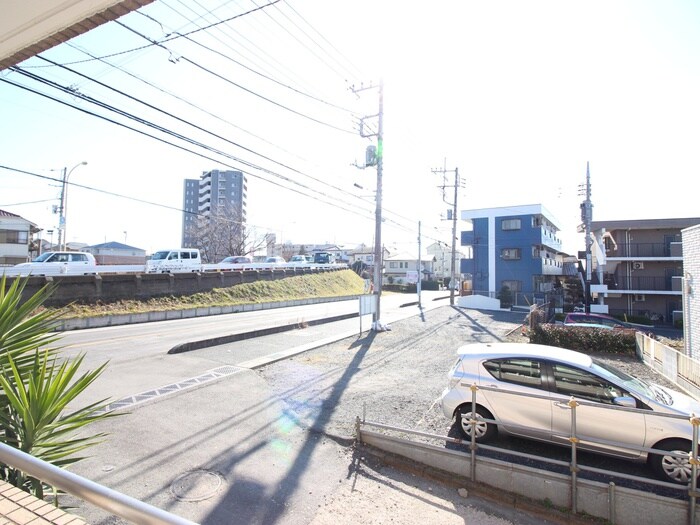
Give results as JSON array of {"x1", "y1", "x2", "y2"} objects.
[{"x1": 59, "y1": 161, "x2": 87, "y2": 251}]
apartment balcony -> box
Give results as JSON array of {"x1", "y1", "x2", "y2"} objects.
[
  {"x1": 536, "y1": 228, "x2": 562, "y2": 251},
  {"x1": 605, "y1": 242, "x2": 682, "y2": 259},
  {"x1": 603, "y1": 275, "x2": 679, "y2": 292}
]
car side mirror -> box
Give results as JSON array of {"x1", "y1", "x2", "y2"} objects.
[{"x1": 613, "y1": 396, "x2": 637, "y2": 408}]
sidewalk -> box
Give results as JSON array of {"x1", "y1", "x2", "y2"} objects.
[{"x1": 0, "y1": 481, "x2": 86, "y2": 525}]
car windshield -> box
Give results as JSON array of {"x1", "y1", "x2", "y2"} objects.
[
  {"x1": 151, "y1": 251, "x2": 169, "y2": 261},
  {"x1": 32, "y1": 252, "x2": 54, "y2": 262},
  {"x1": 590, "y1": 358, "x2": 654, "y2": 398}
]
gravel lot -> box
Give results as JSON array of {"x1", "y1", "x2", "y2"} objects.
[{"x1": 258, "y1": 304, "x2": 686, "y2": 495}]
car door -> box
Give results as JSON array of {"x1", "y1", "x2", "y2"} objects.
[
  {"x1": 480, "y1": 358, "x2": 553, "y2": 440},
  {"x1": 548, "y1": 362, "x2": 645, "y2": 459}
]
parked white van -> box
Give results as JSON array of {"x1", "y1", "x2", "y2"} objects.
[
  {"x1": 145, "y1": 249, "x2": 202, "y2": 273},
  {"x1": 12, "y1": 251, "x2": 97, "y2": 276}
]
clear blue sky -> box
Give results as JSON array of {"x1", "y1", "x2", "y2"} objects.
[{"x1": 1, "y1": 0, "x2": 699, "y2": 255}]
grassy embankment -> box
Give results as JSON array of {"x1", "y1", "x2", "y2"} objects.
[{"x1": 55, "y1": 269, "x2": 367, "y2": 319}]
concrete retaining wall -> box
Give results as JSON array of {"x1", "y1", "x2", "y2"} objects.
[
  {"x1": 359, "y1": 429, "x2": 696, "y2": 525},
  {"x1": 9, "y1": 267, "x2": 341, "y2": 307},
  {"x1": 55, "y1": 294, "x2": 360, "y2": 331}
]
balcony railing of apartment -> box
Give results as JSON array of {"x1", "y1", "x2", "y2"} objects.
[
  {"x1": 604, "y1": 275, "x2": 678, "y2": 291},
  {"x1": 606, "y1": 242, "x2": 676, "y2": 258}
]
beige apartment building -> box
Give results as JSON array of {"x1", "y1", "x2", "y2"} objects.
[{"x1": 590, "y1": 217, "x2": 700, "y2": 323}]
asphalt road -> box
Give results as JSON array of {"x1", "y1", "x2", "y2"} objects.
[{"x1": 59, "y1": 293, "x2": 445, "y2": 409}]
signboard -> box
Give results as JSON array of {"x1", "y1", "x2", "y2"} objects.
[
  {"x1": 406, "y1": 271, "x2": 419, "y2": 284},
  {"x1": 359, "y1": 294, "x2": 376, "y2": 315}
]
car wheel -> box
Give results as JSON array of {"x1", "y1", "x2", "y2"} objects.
[
  {"x1": 649, "y1": 439, "x2": 695, "y2": 484},
  {"x1": 457, "y1": 405, "x2": 497, "y2": 443}
]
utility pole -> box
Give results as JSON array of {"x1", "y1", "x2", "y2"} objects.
[
  {"x1": 56, "y1": 167, "x2": 67, "y2": 251},
  {"x1": 417, "y1": 220, "x2": 422, "y2": 309},
  {"x1": 353, "y1": 80, "x2": 386, "y2": 330},
  {"x1": 578, "y1": 162, "x2": 593, "y2": 313},
  {"x1": 432, "y1": 163, "x2": 462, "y2": 305}
]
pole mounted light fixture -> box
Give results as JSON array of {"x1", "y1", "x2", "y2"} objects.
[{"x1": 57, "y1": 161, "x2": 87, "y2": 251}]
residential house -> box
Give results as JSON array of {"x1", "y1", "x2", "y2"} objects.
[
  {"x1": 0, "y1": 209, "x2": 38, "y2": 265},
  {"x1": 383, "y1": 252, "x2": 436, "y2": 285},
  {"x1": 459, "y1": 204, "x2": 566, "y2": 308},
  {"x1": 426, "y1": 241, "x2": 466, "y2": 283},
  {"x1": 84, "y1": 241, "x2": 147, "y2": 265},
  {"x1": 590, "y1": 217, "x2": 700, "y2": 323}
]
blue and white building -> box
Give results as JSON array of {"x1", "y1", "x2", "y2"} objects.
[{"x1": 459, "y1": 204, "x2": 566, "y2": 308}]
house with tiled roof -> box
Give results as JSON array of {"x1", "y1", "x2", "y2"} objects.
[{"x1": 0, "y1": 209, "x2": 39, "y2": 265}]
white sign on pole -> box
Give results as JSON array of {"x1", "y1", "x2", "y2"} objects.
[{"x1": 359, "y1": 294, "x2": 377, "y2": 334}]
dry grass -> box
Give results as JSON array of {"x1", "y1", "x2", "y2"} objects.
[{"x1": 52, "y1": 269, "x2": 367, "y2": 319}]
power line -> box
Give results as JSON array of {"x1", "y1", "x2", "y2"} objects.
[
  {"x1": 156, "y1": 0, "x2": 317, "y2": 96},
  {"x1": 114, "y1": 19, "x2": 358, "y2": 135},
  {"x1": 22, "y1": 0, "x2": 284, "y2": 69},
  {"x1": 10, "y1": 62, "x2": 377, "y2": 221},
  {"x1": 0, "y1": 78, "x2": 380, "y2": 225},
  {"x1": 281, "y1": 0, "x2": 365, "y2": 82},
  {"x1": 64, "y1": 41, "x2": 314, "y2": 164},
  {"x1": 138, "y1": 8, "x2": 357, "y2": 114},
  {"x1": 248, "y1": 0, "x2": 352, "y2": 84}
]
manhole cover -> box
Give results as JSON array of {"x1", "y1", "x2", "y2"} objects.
[{"x1": 170, "y1": 470, "x2": 223, "y2": 502}]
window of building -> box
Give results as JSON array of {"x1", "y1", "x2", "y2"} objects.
[
  {"x1": 390, "y1": 262, "x2": 398, "y2": 269},
  {"x1": 501, "y1": 248, "x2": 521, "y2": 260},
  {"x1": 0, "y1": 229, "x2": 28, "y2": 244},
  {"x1": 501, "y1": 219, "x2": 521, "y2": 230},
  {"x1": 501, "y1": 280, "x2": 522, "y2": 292}
]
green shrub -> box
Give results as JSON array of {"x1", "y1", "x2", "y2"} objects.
[
  {"x1": 528, "y1": 324, "x2": 636, "y2": 355},
  {"x1": 420, "y1": 280, "x2": 441, "y2": 291},
  {"x1": 617, "y1": 314, "x2": 652, "y2": 326}
]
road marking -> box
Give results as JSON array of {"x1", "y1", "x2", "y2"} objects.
[{"x1": 96, "y1": 365, "x2": 245, "y2": 413}]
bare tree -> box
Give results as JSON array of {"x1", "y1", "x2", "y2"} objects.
[{"x1": 184, "y1": 204, "x2": 266, "y2": 263}]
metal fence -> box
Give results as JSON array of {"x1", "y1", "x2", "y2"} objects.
[
  {"x1": 358, "y1": 380, "x2": 700, "y2": 525},
  {"x1": 637, "y1": 332, "x2": 700, "y2": 400},
  {"x1": 609, "y1": 243, "x2": 673, "y2": 258}
]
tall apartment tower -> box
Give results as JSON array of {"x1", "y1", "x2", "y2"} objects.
[{"x1": 181, "y1": 169, "x2": 247, "y2": 250}]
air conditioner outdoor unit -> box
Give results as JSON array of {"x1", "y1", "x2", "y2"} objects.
[
  {"x1": 632, "y1": 262, "x2": 644, "y2": 270},
  {"x1": 634, "y1": 294, "x2": 646, "y2": 302}
]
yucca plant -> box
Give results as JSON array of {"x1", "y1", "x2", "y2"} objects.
[{"x1": 0, "y1": 275, "x2": 117, "y2": 501}]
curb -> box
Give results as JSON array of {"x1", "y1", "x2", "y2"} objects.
[{"x1": 168, "y1": 312, "x2": 358, "y2": 354}]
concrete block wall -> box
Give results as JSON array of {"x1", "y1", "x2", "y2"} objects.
[{"x1": 359, "y1": 429, "x2": 695, "y2": 525}]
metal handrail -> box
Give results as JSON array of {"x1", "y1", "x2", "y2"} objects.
[{"x1": 0, "y1": 442, "x2": 198, "y2": 525}]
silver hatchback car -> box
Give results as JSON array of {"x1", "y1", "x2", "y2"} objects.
[{"x1": 440, "y1": 343, "x2": 700, "y2": 484}]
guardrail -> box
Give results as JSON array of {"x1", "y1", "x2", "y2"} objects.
[
  {"x1": 357, "y1": 382, "x2": 700, "y2": 525},
  {"x1": 0, "y1": 262, "x2": 347, "y2": 277},
  {"x1": 0, "y1": 442, "x2": 198, "y2": 525}
]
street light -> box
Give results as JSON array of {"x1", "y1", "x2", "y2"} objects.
[{"x1": 57, "y1": 161, "x2": 87, "y2": 251}]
